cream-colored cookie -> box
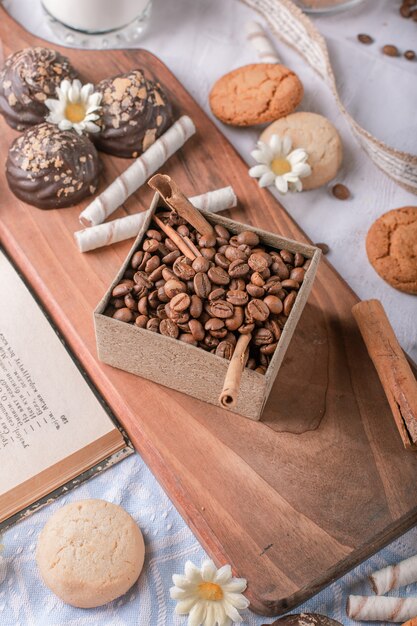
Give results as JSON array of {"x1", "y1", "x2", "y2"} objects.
[
  {"x1": 36, "y1": 499, "x2": 145, "y2": 608},
  {"x1": 260, "y1": 112, "x2": 342, "y2": 190}
]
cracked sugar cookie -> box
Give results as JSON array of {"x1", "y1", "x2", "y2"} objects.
[
  {"x1": 209, "y1": 63, "x2": 303, "y2": 126},
  {"x1": 260, "y1": 112, "x2": 342, "y2": 190},
  {"x1": 366, "y1": 206, "x2": 417, "y2": 295},
  {"x1": 36, "y1": 499, "x2": 145, "y2": 607}
]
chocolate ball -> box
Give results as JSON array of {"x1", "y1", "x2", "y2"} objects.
[
  {"x1": 6, "y1": 122, "x2": 101, "y2": 209},
  {"x1": 94, "y1": 70, "x2": 172, "y2": 158},
  {"x1": 0, "y1": 47, "x2": 78, "y2": 131}
]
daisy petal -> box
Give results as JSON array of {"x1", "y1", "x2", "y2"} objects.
[
  {"x1": 248, "y1": 164, "x2": 269, "y2": 178},
  {"x1": 288, "y1": 148, "x2": 309, "y2": 165},
  {"x1": 293, "y1": 179, "x2": 303, "y2": 192},
  {"x1": 223, "y1": 600, "x2": 244, "y2": 623},
  {"x1": 258, "y1": 171, "x2": 276, "y2": 187},
  {"x1": 68, "y1": 79, "x2": 82, "y2": 103},
  {"x1": 201, "y1": 559, "x2": 217, "y2": 582},
  {"x1": 222, "y1": 579, "x2": 247, "y2": 593},
  {"x1": 58, "y1": 79, "x2": 71, "y2": 97},
  {"x1": 172, "y1": 574, "x2": 195, "y2": 589},
  {"x1": 184, "y1": 561, "x2": 203, "y2": 584},
  {"x1": 214, "y1": 564, "x2": 232, "y2": 585},
  {"x1": 223, "y1": 592, "x2": 250, "y2": 610},
  {"x1": 282, "y1": 135, "x2": 292, "y2": 155},
  {"x1": 174, "y1": 597, "x2": 198, "y2": 615},
  {"x1": 275, "y1": 176, "x2": 288, "y2": 194},
  {"x1": 44, "y1": 99, "x2": 62, "y2": 113},
  {"x1": 170, "y1": 587, "x2": 195, "y2": 600},
  {"x1": 84, "y1": 121, "x2": 101, "y2": 133},
  {"x1": 188, "y1": 600, "x2": 207, "y2": 626},
  {"x1": 58, "y1": 119, "x2": 73, "y2": 131},
  {"x1": 269, "y1": 134, "x2": 282, "y2": 154},
  {"x1": 81, "y1": 83, "x2": 94, "y2": 102}
]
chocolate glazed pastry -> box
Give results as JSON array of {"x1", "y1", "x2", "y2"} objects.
[
  {"x1": 0, "y1": 47, "x2": 78, "y2": 131},
  {"x1": 6, "y1": 123, "x2": 101, "y2": 210},
  {"x1": 94, "y1": 70, "x2": 173, "y2": 158}
]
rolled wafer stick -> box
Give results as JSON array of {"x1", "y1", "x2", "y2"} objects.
[
  {"x1": 79, "y1": 115, "x2": 196, "y2": 227},
  {"x1": 74, "y1": 187, "x2": 236, "y2": 253},
  {"x1": 148, "y1": 174, "x2": 216, "y2": 240},
  {"x1": 246, "y1": 20, "x2": 280, "y2": 64},
  {"x1": 402, "y1": 618, "x2": 417, "y2": 626},
  {"x1": 219, "y1": 333, "x2": 252, "y2": 409},
  {"x1": 347, "y1": 596, "x2": 417, "y2": 622},
  {"x1": 153, "y1": 214, "x2": 196, "y2": 261},
  {"x1": 352, "y1": 299, "x2": 417, "y2": 449},
  {"x1": 370, "y1": 555, "x2": 417, "y2": 595}
]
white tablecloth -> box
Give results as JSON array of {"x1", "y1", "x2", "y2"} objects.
[{"x1": 1, "y1": 1, "x2": 417, "y2": 625}]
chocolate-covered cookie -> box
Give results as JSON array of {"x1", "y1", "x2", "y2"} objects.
[
  {"x1": 6, "y1": 122, "x2": 101, "y2": 209},
  {"x1": 0, "y1": 47, "x2": 78, "y2": 131},
  {"x1": 94, "y1": 70, "x2": 172, "y2": 158}
]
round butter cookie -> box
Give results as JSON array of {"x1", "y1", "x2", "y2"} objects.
[
  {"x1": 366, "y1": 206, "x2": 417, "y2": 295},
  {"x1": 36, "y1": 499, "x2": 145, "y2": 608},
  {"x1": 209, "y1": 63, "x2": 303, "y2": 126},
  {"x1": 260, "y1": 112, "x2": 342, "y2": 190}
]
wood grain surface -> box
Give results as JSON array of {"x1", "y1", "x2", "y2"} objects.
[{"x1": 1, "y1": 8, "x2": 417, "y2": 617}]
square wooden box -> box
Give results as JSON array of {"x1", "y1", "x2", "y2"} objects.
[{"x1": 94, "y1": 193, "x2": 321, "y2": 420}]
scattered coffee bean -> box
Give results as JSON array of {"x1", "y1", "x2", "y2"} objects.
[
  {"x1": 171, "y1": 292, "x2": 191, "y2": 312},
  {"x1": 194, "y1": 272, "x2": 212, "y2": 298},
  {"x1": 159, "y1": 318, "x2": 179, "y2": 338},
  {"x1": 405, "y1": 50, "x2": 416, "y2": 60},
  {"x1": 357, "y1": 33, "x2": 374, "y2": 45},
  {"x1": 237, "y1": 230, "x2": 260, "y2": 246},
  {"x1": 210, "y1": 300, "x2": 234, "y2": 319},
  {"x1": 382, "y1": 44, "x2": 399, "y2": 57},
  {"x1": 315, "y1": 243, "x2": 330, "y2": 255},
  {"x1": 112, "y1": 308, "x2": 133, "y2": 323},
  {"x1": 332, "y1": 183, "x2": 350, "y2": 200},
  {"x1": 247, "y1": 299, "x2": 269, "y2": 322},
  {"x1": 215, "y1": 341, "x2": 234, "y2": 360}
]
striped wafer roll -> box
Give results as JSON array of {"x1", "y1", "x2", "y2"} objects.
[
  {"x1": 79, "y1": 115, "x2": 196, "y2": 227},
  {"x1": 74, "y1": 186, "x2": 237, "y2": 252},
  {"x1": 370, "y1": 555, "x2": 417, "y2": 595},
  {"x1": 347, "y1": 596, "x2": 417, "y2": 622},
  {"x1": 246, "y1": 20, "x2": 280, "y2": 64}
]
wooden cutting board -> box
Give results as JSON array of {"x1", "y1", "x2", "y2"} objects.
[{"x1": 1, "y1": 8, "x2": 417, "y2": 618}]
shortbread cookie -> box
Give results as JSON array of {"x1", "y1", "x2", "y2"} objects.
[
  {"x1": 209, "y1": 63, "x2": 303, "y2": 126},
  {"x1": 0, "y1": 47, "x2": 77, "y2": 131},
  {"x1": 261, "y1": 112, "x2": 342, "y2": 190},
  {"x1": 36, "y1": 499, "x2": 145, "y2": 608},
  {"x1": 366, "y1": 206, "x2": 417, "y2": 295}
]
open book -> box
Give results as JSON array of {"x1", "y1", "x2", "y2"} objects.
[{"x1": 0, "y1": 250, "x2": 131, "y2": 527}]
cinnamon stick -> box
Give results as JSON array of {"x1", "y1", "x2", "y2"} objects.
[
  {"x1": 352, "y1": 299, "x2": 417, "y2": 449},
  {"x1": 148, "y1": 174, "x2": 216, "y2": 242},
  {"x1": 152, "y1": 215, "x2": 196, "y2": 261},
  {"x1": 219, "y1": 333, "x2": 252, "y2": 409}
]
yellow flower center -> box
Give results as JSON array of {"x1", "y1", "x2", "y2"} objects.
[
  {"x1": 65, "y1": 102, "x2": 86, "y2": 123},
  {"x1": 270, "y1": 157, "x2": 291, "y2": 176},
  {"x1": 197, "y1": 582, "x2": 224, "y2": 601}
]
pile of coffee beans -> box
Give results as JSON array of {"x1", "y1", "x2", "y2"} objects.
[{"x1": 105, "y1": 210, "x2": 310, "y2": 374}]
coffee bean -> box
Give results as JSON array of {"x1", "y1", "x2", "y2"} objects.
[
  {"x1": 124, "y1": 294, "x2": 138, "y2": 311},
  {"x1": 332, "y1": 183, "x2": 350, "y2": 200},
  {"x1": 179, "y1": 333, "x2": 198, "y2": 346},
  {"x1": 315, "y1": 242, "x2": 330, "y2": 255},
  {"x1": 148, "y1": 264, "x2": 166, "y2": 283},
  {"x1": 156, "y1": 303, "x2": 168, "y2": 319},
  {"x1": 164, "y1": 278, "x2": 187, "y2": 298},
  {"x1": 200, "y1": 247, "x2": 216, "y2": 260},
  {"x1": 271, "y1": 254, "x2": 290, "y2": 279},
  {"x1": 214, "y1": 224, "x2": 230, "y2": 240},
  {"x1": 290, "y1": 268, "x2": 306, "y2": 283},
  {"x1": 159, "y1": 318, "x2": 179, "y2": 338},
  {"x1": 228, "y1": 259, "x2": 250, "y2": 278},
  {"x1": 171, "y1": 292, "x2": 191, "y2": 312},
  {"x1": 205, "y1": 318, "x2": 225, "y2": 332},
  {"x1": 248, "y1": 253, "x2": 268, "y2": 272},
  {"x1": 173, "y1": 258, "x2": 195, "y2": 280},
  {"x1": 251, "y1": 271, "x2": 265, "y2": 287},
  {"x1": 265, "y1": 318, "x2": 282, "y2": 341},
  {"x1": 225, "y1": 306, "x2": 244, "y2": 331},
  {"x1": 214, "y1": 253, "x2": 230, "y2": 269},
  {"x1": 135, "y1": 314, "x2": 149, "y2": 328},
  {"x1": 162, "y1": 250, "x2": 181, "y2": 265},
  {"x1": 226, "y1": 289, "x2": 248, "y2": 306},
  {"x1": 145, "y1": 255, "x2": 160, "y2": 274},
  {"x1": 194, "y1": 272, "x2": 212, "y2": 298},
  {"x1": 131, "y1": 250, "x2": 144, "y2": 269},
  {"x1": 237, "y1": 230, "x2": 260, "y2": 246},
  {"x1": 247, "y1": 299, "x2": 270, "y2": 322},
  {"x1": 215, "y1": 341, "x2": 234, "y2": 360},
  {"x1": 382, "y1": 44, "x2": 399, "y2": 57},
  {"x1": 112, "y1": 307, "x2": 133, "y2": 323},
  {"x1": 246, "y1": 283, "x2": 265, "y2": 298},
  {"x1": 405, "y1": 50, "x2": 416, "y2": 60},
  {"x1": 199, "y1": 233, "x2": 217, "y2": 248},
  {"x1": 357, "y1": 33, "x2": 374, "y2": 44},
  {"x1": 189, "y1": 319, "x2": 205, "y2": 341},
  {"x1": 264, "y1": 277, "x2": 282, "y2": 295},
  {"x1": 177, "y1": 225, "x2": 190, "y2": 237},
  {"x1": 210, "y1": 300, "x2": 234, "y2": 319},
  {"x1": 264, "y1": 295, "x2": 283, "y2": 315},
  {"x1": 133, "y1": 271, "x2": 153, "y2": 290},
  {"x1": 229, "y1": 278, "x2": 246, "y2": 291},
  {"x1": 192, "y1": 256, "x2": 210, "y2": 273},
  {"x1": 203, "y1": 334, "x2": 219, "y2": 348},
  {"x1": 281, "y1": 279, "x2": 300, "y2": 290},
  {"x1": 279, "y1": 250, "x2": 293, "y2": 265},
  {"x1": 165, "y1": 237, "x2": 179, "y2": 251},
  {"x1": 238, "y1": 322, "x2": 255, "y2": 335},
  {"x1": 208, "y1": 266, "x2": 230, "y2": 285},
  {"x1": 112, "y1": 283, "x2": 132, "y2": 297},
  {"x1": 225, "y1": 245, "x2": 247, "y2": 262},
  {"x1": 190, "y1": 295, "x2": 203, "y2": 318},
  {"x1": 400, "y1": 4, "x2": 412, "y2": 16},
  {"x1": 253, "y1": 328, "x2": 274, "y2": 346},
  {"x1": 143, "y1": 238, "x2": 160, "y2": 253},
  {"x1": 260, "y1": 342, "x2": 278, "y2": 355},
  {"x1": 208, "y1": 288, "x2": 226, "y2": 302},
  {"x1": 138, "y1": 295, "x2": 149, "y2": 315},
  {"x1": 283, "y1": 291, "x2": 297, "y2": 317},
  {"x1": 294, "y1": 252, "x2": 305, "y2": 268}
]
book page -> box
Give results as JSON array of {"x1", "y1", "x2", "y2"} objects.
[{"x1": 0, "y1": 250, "x2": 119, "y2": 495}]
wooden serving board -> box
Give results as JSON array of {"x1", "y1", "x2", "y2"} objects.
[{"x1": 1, "y1": 9, "x2": 417, "y2": 617}]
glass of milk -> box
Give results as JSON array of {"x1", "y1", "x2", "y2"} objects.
[{"x1": 42, "y1": 0, "x2": 151, "y2": 34}]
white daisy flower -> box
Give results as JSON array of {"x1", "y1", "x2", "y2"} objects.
[
  {"x1": 45, "y1": 79, "x2": 102, "y2": 135},
  {"x1": 249, "y1": 134, "x2": 311, "y2": 194},
  {"x1": 170, "y1": 559, "x2": 249, "y2": 626}
]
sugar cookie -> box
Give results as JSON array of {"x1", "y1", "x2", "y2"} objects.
[
  {"x1": 261, "y1": 112, "x2": 342, "y2": 190},
  {"x1": 36, "y1": 499, "x2": 145, "y2": 608},
  {"x1": 209, "y1": 64, "x2": 303, "y2": 126}
]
